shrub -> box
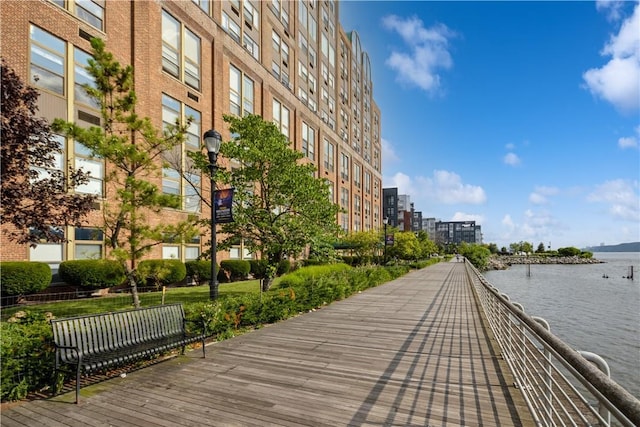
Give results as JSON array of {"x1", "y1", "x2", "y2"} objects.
[
  {"x1": 276, "y1": 263, "x2": 352, "y2": 288},
  {"x1": 137, "y1": 259, "x2": 186, "y2": 288},
  {"x1": 277, "y1": 259, "x2": 292, "y2": 275},
  {"x1": 185, "y1": 260, "x2": 216, "y2": 284},
  {"x1": 0, "y1": 262, "x2": 51, "y2": 297},
  {"x1": 557, "y1": 246, "x2": 581, "y2": 257},
  {"x1": 58, "y1": 259, "x2": 125, "y2": 290},
  {"x1": 249, "y1": 259, "x2": 269, "y2": 279},
  {"x1": 1, "y1": 311, "x2": 57, "y2": 401},
  {"x1": 220, "y1": 260, "x2": 250, "y2": 282}
]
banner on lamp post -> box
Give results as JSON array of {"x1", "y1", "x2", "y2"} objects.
[
  {"x1": 214, "y1": 188, "x2": 235, "y2": 223},
  {"x1": 385, "y1": 234, "x2": 394, "y2": 245}
]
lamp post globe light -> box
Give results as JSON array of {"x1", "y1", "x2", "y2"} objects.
[
  {"x1": 204, "y1": 129, "x2": 222, "y2": 300},
  {"x1": 383, "y1": 217, "x2": 389, "y2": 265}
]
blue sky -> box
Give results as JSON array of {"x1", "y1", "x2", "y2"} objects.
[{"x1": 340, "y1": 0, "x2": 640, "y2": 250}]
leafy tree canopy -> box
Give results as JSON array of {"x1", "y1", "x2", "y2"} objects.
[
  {"x1": 195, "y1": 114, "x2": 341, "y2": 289},
  {"x1": 1, "y1": 59, "x2": 95, "y2": 246}
]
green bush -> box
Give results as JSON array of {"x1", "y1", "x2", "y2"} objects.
[
  {"x1": 137, "y1": 259, "x2": 186, "y2": 288},
  {"x1": 220, "y1": 260, "x2": 250, "y2": 282},
  {"x1": 185, "y1": 260, "x2": 216, "y2": 284},
  {"x1": 557, "y1": 246, "x2": 581, "y2": 257},
  {"x1": 1, "y1": 311, "x2": 57, "y2": 401},
  {"x1": 58, "y1": 259, "x2": 125, "y2": 290},
  {"x1": 277, "y1": 259, "x2": 292, "y2": 275},
  {"x1": 249, "y1": 259, "x2": 269, "y2": 279},
  {"x1": 0, "y1": 262, "x2": 51, "y2": 297},
  {"x1": 276, "y1": 263, "x2": 351, "y2": 288}
]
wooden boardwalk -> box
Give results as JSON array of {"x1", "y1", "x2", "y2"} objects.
[{"x1": 1, "y1": 262, "x2": 533, "y2": 426}]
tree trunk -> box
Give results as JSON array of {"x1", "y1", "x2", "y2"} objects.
[
  {"x1": 123, "y1": 261, "x2": 140, "y2": 308},
  {"x1": 261, "y1": 276, "x2": 274, "y2": 292}
]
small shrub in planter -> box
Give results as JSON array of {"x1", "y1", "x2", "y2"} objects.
[
  {"x1": 137, "y1": 259, "x2": 186, "y2": 288},
  {"x1": 59, "y1": 259, "x2": 125, "y2": 290},
  {"x1": 185, "y1": 260, "x2": 216, "y2": 285},
  {"x1": 0, "y1": 262, "x2": 51, "y2": 299},
  {"x1": 220, "y1": 260, "x2": 250, "y2": 282}
]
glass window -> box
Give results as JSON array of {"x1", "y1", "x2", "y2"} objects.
[
  {"x1": 324, "y1": 139, "x2": 334, "y2": 171},
  {"x1": 74, "y1": 48, "x2": 98, "y2": 108},
  {"x1": 272, "y1": 99, "x2": 290, "y2": 138},
  {"x1": 229, "y1": 65, "x2": 241, "y2": 116},
  {"x1": 30, "y1": 25, "x2": 65, "y2": 95},
  {"x1": 185, "y1": 246, "x2": 200, "y2": 260},
  {"x1": 302, "y1": 122, "x2": 315, "y2": 160},
  {"x1": 222, "y1": 12, "x2": 241, "y2": 43},
  {"x1": 192, "y1": 0, "x2": 210, "y2": 14},
  {"x1": 162, "y1": 245, "x2": 180, "y2": 259},
  {"x1": 184, "y1": 29, "x2": 201, "y2": 90},
  {"x1": 162, "y1": 11, "x2": 181, "y2": 78},
  {"x1": 75, "y1": 0, "x2": 104, "y2": 31}
]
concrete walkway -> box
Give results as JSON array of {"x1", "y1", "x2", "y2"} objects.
[{"x1": 1, "y1": 262, "x2": 532, "y2": 426}]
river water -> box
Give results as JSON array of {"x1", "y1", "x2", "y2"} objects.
[{"x1": 483, "y1": 252, "x2": 640, "y2": 399}]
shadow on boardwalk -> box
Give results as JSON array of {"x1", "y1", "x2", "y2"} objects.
[{"x1": 1, "y1": 262, "x2": 532, "y2": 427}]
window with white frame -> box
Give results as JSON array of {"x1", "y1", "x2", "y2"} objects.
[
  {"x1": 74, "y1": 0, "x2": 104, "y2": 30},
  {"x1": 74, "y1": 48, "x2": 98, "y2": 108},
  {"x1": 74, "y1": 140, "x2": 104, "y2": 196},
  {"x1": 222, "y1": 12, "x2": 241, "y2": 43}
]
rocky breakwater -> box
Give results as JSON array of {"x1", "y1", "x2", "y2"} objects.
[{"x1": 488, "y1": 255, "x2": 604, "y2": 270}]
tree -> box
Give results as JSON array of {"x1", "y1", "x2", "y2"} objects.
[
  {"x1": 192, "y1": 114, "x2": 340, "y2": 291},
  {"x1": 342, "y1": 230, "x2": 381, "y2": 262},
  {"x1": 415, "y1": 230, "x2": 437, "y2": 258},
  {"x1": 1, "y1": 59, "x2": 96, "y2": 246},
  {"x1": 388, "y1": 231, "x2": 421, "y2": 261},
  {"x1": 459, "y1": 243, "x2": 491, "y2": 270},
  {"x1": 52, "y1": 39, "x2": 195, "y2": 307},
  {"x1": 536, "y1": 242, "x2": 546, "y2": 253}
]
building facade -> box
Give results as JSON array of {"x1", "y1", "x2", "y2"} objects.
[
  {"x1": 0, "y1": 0, "x2": 383, "y2": 269},
  {"x1": 434, "y1": 221, "x2": 482, "y2": 246}
]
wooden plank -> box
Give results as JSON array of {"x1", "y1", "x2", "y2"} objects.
[{"x1": 2, "y1": 262, "x2": 532, "y2": 426}]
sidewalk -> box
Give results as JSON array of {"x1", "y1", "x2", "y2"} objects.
[{"x1": 1, "y1": 262, "x2": 531, "y2": 426}]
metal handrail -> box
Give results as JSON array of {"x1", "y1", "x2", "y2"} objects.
[{"x1": 464, "y1": 262, "x2": 640, "y2": 427}]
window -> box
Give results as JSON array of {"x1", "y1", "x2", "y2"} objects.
[
  {"x1": 365, "y1": 171, "x2": 371, "y2": 193},
  {"x1": 229, "y1": 65, "x2": 254, "y2": 116},
  {"x1": 162, "y1": 11, "x2": 180, "y2": 78},
  {"x1": 74, "y1": 48, "x2": 99, "y2": 108},
  {"x1": 327, "y1": 180, "x2": 334, "y2": 202},
  {"x1": 323, "y1": 139, "x2": 334, "y2": 171},
  {"x1": 222, "y1": 12, "x2": 241, "y2": 43},
  {"x1": 75, "y1": 227, "x2": 103, "y2": 259},
  {"x1": 162, "y1": 94, "x2": 202, "y2": 211},
  {"x1": 162, "y1": 10, "x2": 201, "y2": 90},
  {"x1": 302, "y1": 122, "x2": 315, "y2": 160},
  {"x1": 242, "y1": 33, "x2": 259, "y2": 61},
  {"x1": 75, "y1": 140, "x2": 104, "y2": 195},
  {"x1": 273, "y1": 99, "x2": 290, "y2": 138},
  {"x1": 243, "y1": 1, "x2": 259, "y2": 28},
  {"x1": 354, "y1": 163, "x2": 361, "y2": 188},
  {"x1": 30, "y1": 25, "x2": 65, "y2": 95},
  {"x1": 192, "y1": 0, "x2": 210, "y2": 14},
  {"x1": 341, "y1": 187, "x2": 349, "y2": 209},
  {"x1": 75, "y1": 0, "x2": 104, "y2": 30},
  {"x1": 340, "y1": 153, "x2": 349, "y2": 181},
  {"x1": 184, "y1": 29, "x2": 201, "y2": 89}
]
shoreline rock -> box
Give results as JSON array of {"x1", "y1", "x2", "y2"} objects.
[{"x1": 487, "y1": 255, "x2": 604, "y2": 270}]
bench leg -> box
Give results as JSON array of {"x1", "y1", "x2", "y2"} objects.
[{"x1": 75, "y1": 365, "x2": 81, "y2": 404}]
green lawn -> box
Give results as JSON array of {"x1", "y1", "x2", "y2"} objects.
[{"x1": 1, "y1": 280, "x2": 262, "y2": 321}]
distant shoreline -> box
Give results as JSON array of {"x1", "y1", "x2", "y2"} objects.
[
  {"x1": 583, "y1": 242, "x2": 640, "y2": 253},
  {"x1": 488, "y1": 255, "x2": 604, "y2": 270}
]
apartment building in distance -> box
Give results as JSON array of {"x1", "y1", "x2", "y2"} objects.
[{"x1": 0, "y1": 0, "x2": 383, "y2": 269}]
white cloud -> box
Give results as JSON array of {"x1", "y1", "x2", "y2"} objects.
[
  {"x1": 381, "y1": 138, "x2": 400, "y2": 165},
  {"x1": 505, "y1": 143, "x2": 516, "y2": 150},
  {"x1": 529, "y1": 186, "x2": 560, "y2": 205},
  {"x1": 618, "y1": 125, "x2": 640, "y2": 149},
  {"x1": 596, "y1": 0, "x2": 626, "y2": 21},
  {"x1": 587, "y1": 179, "x2": 640, "y2": 221},
  {"x1": 451, "y1": 212, "x2": 485, "y2": 223},
  {"x1": 503, "y1": 152, "x2": 521, "y2": 166},
  {"x1": 583, "y1": 4, "x2": 640, "y2": 112},
  {"x1": 386, "y1": 170, "x2": 486, "y2": 205},
  {"x1": 381, "y1": 15, "x2": 456, "y2": 94}
]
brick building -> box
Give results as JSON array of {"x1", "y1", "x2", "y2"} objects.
[{"x1": 0, "y1": 1, "x2": 383, "y2": 270}]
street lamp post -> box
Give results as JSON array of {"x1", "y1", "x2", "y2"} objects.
[
  {"x1": 383, "y1": 217, "x2": 389, "y2": 265},
  {"x1": 204, "y1": 129, "x2": 222, "y2": 300}
]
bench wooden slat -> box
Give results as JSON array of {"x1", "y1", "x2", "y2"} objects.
[{"x1": 51, "y1": 303, "x2": 206, "y2": 403}]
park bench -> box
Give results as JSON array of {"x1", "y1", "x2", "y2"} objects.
[{"x1": 51, "y1": 303, "x2": 206, "y2": 403}]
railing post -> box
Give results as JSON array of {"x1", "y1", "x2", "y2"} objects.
[
  {"x1": 579, "y1": 351, "x2": 612, "y2": 427},
  {"x1": 533, "y1": 316, "x2": 553, "y2": 425}
]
